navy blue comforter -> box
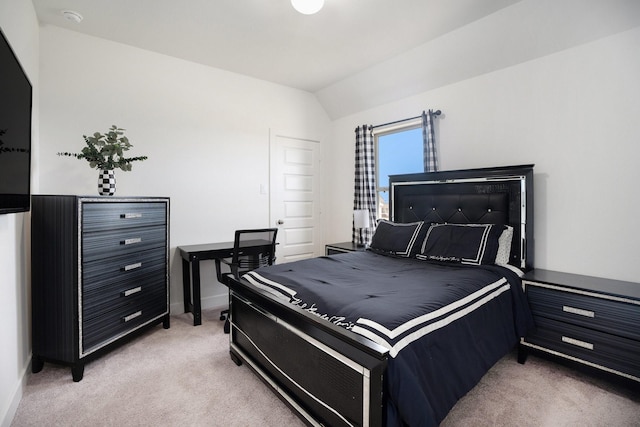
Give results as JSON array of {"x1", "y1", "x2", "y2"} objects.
[{"x1": 243, "y1": 251, "x2": 534, "y2": 426}]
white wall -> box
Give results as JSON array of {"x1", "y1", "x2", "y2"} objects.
[
  {"x1": 0, "y1": 1, "x2": 39, "y2": 425},
  {"x1": 318, "y1": 0, "x2": 640, "y2": 120},
  {"x1": 38, "y1": 25, "x2": 331, "y2": 312},
  {"x1": 326, "y1": 26, "x2": 640, "y2": 283}
]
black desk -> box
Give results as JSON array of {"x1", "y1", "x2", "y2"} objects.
[{"x1": 178, "y1": 240, "x2": 272, "y2": 326}]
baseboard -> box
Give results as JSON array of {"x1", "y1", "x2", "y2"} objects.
[
  {"x1": 0, "y1": 362, "x2": 28, "y2": 427},
  {"x1": 170, "y1": 293, "x2": 228, "y2": 317}
]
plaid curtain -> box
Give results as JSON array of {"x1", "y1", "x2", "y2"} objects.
[
  {"x1": 422, "y1": 109, "x2": 438, "y2": 172},
  {"x1": 353, "y1": 125, "x2": 377, "y2": 245}
]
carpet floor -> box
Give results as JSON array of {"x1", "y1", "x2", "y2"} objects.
[{"x1": 11, "y1": 309, "x2": 640, "y2": 426}]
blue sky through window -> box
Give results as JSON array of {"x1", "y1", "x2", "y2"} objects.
[{"x1": 377, "y1": 127, "x2": 422, "y2": 203}]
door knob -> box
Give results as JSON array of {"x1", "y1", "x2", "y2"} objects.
[{"x1": 277, "y1": 219, "x2": 284, "y2": 225}]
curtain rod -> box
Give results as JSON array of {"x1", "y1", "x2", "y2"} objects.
[{"x1": 372, "y1": 109, "x2": 441, "y2": 129}]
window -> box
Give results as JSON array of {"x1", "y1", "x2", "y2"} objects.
[{"x1": 375, "y1": 124, "x2": 423, "y2": 220}]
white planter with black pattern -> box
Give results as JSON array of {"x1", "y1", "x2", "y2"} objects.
[{"x1": 98, "y1": 169, "x2": 116, "y2": 196}]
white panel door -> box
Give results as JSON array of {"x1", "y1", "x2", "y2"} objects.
[{"x1": 270, "y1": 132, "x2": 321, "y2": 263}]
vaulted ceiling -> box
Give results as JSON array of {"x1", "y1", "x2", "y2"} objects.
[
  {"x1": 32, "y1": 1, "x2": 519, "y2": 89},
  {"x1": 32, "y1": 0, "x2": 640, "y2": 119}
]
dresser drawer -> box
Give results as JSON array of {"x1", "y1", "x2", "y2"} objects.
[
  {"x1": 525, "y1": 316, "x2": 640, "y2": 379},
  {"x1": 82, "y1": 247, "x2": 166, "y2": 288},
  {"x1": 82, "y1": 225, "x2": 166, "y2": 262},
  {"x1": 82, "y1": 292, "x2": 167, "y2": 354},
  {"x1": 525, "y1": 283, "x2": 640, "y2": 341},
  {"x1": 82, "y1": 272, "x2": 166, "y2": 321},
  {"x1": 82, "y1": 202, "x2": 167, "y2": 232}
]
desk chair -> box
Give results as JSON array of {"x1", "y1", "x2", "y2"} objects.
[{"x1": 215, "y1": 228, "x2": 278, "y2": 333}]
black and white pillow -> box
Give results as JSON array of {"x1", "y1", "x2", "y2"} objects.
[
  {"x1": 416, "y1": 223, "x2": 504, "y2": 265},
  {"x1": 369, "y1": 220, "x2": 425, "y2": 258}
]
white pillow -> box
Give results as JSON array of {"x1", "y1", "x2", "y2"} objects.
[{"x1": 495, "y1": 226, "x2": 513, "y2": 266}]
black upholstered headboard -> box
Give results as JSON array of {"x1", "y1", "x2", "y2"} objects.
[{"x1": 389, "y1": 164, "x2": 534, "y2": 271}]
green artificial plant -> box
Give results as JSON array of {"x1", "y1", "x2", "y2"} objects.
[{"x1": 57, "y1": 125, "x2": 148, "y2": 171}]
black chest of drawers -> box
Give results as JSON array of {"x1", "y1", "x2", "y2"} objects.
[
  {"x1": 520, "y1": 269, "x2": 640, "y2": 383},
  {"x1": 31, "y1": 195, "x2": 170, "y2": 381}
]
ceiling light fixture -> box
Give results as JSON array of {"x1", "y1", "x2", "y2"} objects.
[
  {"x1": 61, "y1": 10, "x2": 83, "y2": 23},
  {"x1": 291, "y1": 0, "x2": 324, "y2": 15}
]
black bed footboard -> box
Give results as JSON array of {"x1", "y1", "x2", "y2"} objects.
[{"x1": 227, "y1": 276, "x2": 388, "y2": 427}]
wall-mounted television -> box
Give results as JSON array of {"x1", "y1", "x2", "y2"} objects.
[{"x1": 0, "y1": 26, "x2": 33, "y2": 214}]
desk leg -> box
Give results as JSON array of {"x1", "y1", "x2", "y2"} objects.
[
  {"x1": 191, "y1": 260, "x2": 202, "y2": 326},
  {"x1": 182, "y1": 258, "x2": 191, "y2": 315}
]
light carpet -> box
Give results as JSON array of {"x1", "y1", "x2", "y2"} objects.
[{"x1": 11, "y1": 309, "x2": 640, "y2": 426}]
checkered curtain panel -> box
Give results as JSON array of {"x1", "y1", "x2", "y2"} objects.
[
  {"x1": 353, "y1": 125, "x2": 377, "y2": 246},
  {"x1": 422, "y1": 109, "x2": 438, "y2": 172}
]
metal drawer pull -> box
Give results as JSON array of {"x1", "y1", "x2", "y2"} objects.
[
  {"x1": 562, "y1": 336, "x2": 594, "y2": 350},
  {"x1": 123, "y1": 311, "x2": 142, "y2": 322},
  {"x1": 121, "y1": 213, "x2": 142, "y2": 219},
  {"x1": 124, "y1": 262, "x2": 142, "y2": 271},
  {"x1": 123, "y1": 237, "x2": 142, "y2": 245},
  {"x1": 123, "y1": 286, "x2": 142, "y2": 297},
  {"x1": 563, "y1": 305, "x2": 595, "y2": 318}
]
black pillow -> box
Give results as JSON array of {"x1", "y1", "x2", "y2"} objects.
[
  {"x1": 416, "y1": 223, "x2": 504, "y2": 265},
  {"x1": 369, "y1": 220, "x2": 425, "y2": 257}
]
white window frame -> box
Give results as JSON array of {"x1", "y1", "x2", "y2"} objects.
[{"x1": 373, "y1": 117, "x2": 422, "y2": 220}]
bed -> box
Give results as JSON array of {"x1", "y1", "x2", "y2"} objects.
[{"x1": 225, "y1": 164, "x2": 535, "y2": 427}]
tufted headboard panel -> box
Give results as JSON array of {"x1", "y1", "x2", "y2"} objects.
[
  {"x1": 395, "y1": 193, "x2": 509, "y2": 225},
  {"x1": 389, "y1": 165, "x2": 534, "y2": 270}
]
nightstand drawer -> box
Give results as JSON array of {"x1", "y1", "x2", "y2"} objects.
[
  {"x1": 525, "y1": 283, "x2": 640, "y2": 341},
  {"x1": 82, "y1": 202, "x2": 167, "y2": 232},
  {"x1": 525, "y1": 316, "x2": 640, "y2": 379}
]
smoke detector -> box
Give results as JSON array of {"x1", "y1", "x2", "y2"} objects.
[{"x1": 61, "y1": 10, "x2": 83, "y2": 23}]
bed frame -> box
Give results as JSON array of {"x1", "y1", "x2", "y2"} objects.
[{"x1": 225, "y1": 164, "x2": 534, "y2": 426}]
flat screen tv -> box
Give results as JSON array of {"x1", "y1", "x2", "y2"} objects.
[{"x1": 0, "y1": 26, "x2": 32, "y2": 214}]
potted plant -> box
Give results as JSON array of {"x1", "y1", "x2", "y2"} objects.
[{"x1": 58, "y1": 125, "x2": 147, "y2": 195}]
